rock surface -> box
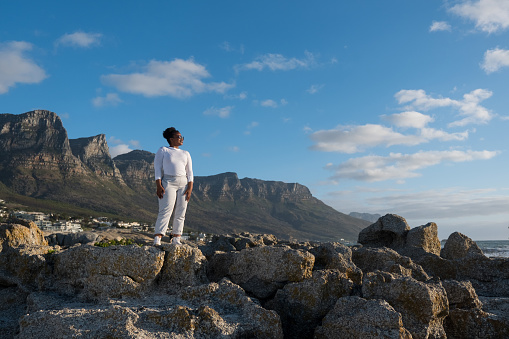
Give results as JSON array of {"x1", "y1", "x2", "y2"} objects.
[{"x1": 1, "y1": 216, "x2": 509, "y2": 338}]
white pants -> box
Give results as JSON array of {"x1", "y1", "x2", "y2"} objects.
[{"x1": 154, "y1": 175, "x2": 189, "y2": 236}]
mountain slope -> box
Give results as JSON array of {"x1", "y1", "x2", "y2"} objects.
[{"x1": 0, "y1": 110, "x2": 370, "y2": 241}]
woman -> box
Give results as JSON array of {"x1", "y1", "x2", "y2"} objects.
[{"x1": 153, "y1": 127, "x2": 193, "y2": 245}]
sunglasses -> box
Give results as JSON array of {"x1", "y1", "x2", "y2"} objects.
[{"x1": 173, "y1": 135, "x2": 184, "y2": 140}]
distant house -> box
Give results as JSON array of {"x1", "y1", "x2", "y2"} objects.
[{"x1": 42, "y1": 221, "x2": 83, "y2": 233}]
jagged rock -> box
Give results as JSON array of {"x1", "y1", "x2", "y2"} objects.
[
  {"x1": 358, "y1": 214, "x2": 410, "y2": 249},
  {"x1": 227, "y1": 245, "x2": 315, "y2": 298},
  {"x1": 309, "y1": 242, "x2": 363, "y2": 284},
  {"x1": 352, "y1": 247, "x2": 429, "y2": 282},
  {"x1": 51, "y1": 244, "x2": 165, "y2": 300},
  {"x1": 0, "y1": 221, "x2": 48, "y2": 251},
  {"x1": 157, "y1": 243, "x2": 208, "y2": 291},
  {"x1": 444, "y1": 308, "x2": 509, "y2": 339},
  {"x1": 266, "y1": 269, "x2": 354, "y2": 338},
  {"x1": 362, "y1": 271, "x2": 448, "y2": 339},
  {"x1": 314, "y1": 296, "x2": 412, "y2": 339},
  {"x1": 0, "y1": 286, "x2": 28, "y2": 338},
  {"x1": 0, "y1": 245, "x2": 52, "y2": 288},
  {"x1": 19, "y1": 279, "x2": 284, "y2": 338},
  {"x1": 404, "y1": 222, "x2": 441, "y2": 256},
  {"x1": 46, "y1": 231, "x2": 101, "y2": 247},
  {"x1": 199, "y1": 232, "x2": 279, "y2": 257},
  {"x1": 442, "y1": 280, "x2": 482, "y2": 309},
  {"x1": 181, "y1": 279, "x2": 284, "y2": 338},
  {"x1": 441, "y1": 232, "x2": 485, "y2": 260}
]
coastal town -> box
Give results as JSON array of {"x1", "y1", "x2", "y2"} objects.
[{"x1": 0, "y1": 198, "x2": 209, "y2": 242}]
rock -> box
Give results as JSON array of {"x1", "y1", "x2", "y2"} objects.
[
  {"x1": 181, "y1": 279, "x2": 284, "y2": 338},
  {"x1": 0, "y1": 286, "x2": 28, "y2": 339},
  {"x1": 227, "y1": 245, "x2": 315, "y2": 299},
  {"x1": 362, "y1": 271, "x2": 449, "y2": 339},
  {"x1": 442, "y1": 280, "x2": 482, "y2": 309},
  {"x1": 61, "y1": 232, "x2": 101, "y2": 247},
  {"x1": 309, "y1": 242, "x2": 363, "y2": 284},
  {"x1": 444, "y1": 308, "x2": 509, "y2": 339},
  {"x1": 199, "y1": 233, "x2": 279, "y2": 257},
  {"x1": 314, "y1": 296, "x2": 412, "y2": 339},
  {"x1": 51, "y1": 244, "x2": 165, "y2": 300},
  {"x1": 19, "y1": 279, "x2": 284, "y2": 338},
  {"x1": 358, "y1": 214, "x2": 410, "y2": 249},
  {"x1": 404, "y1": 222, "x2": 441, "y2": 256},
  {"x1": 0, "y1": 222, "x2": 48, "y2": 251},
  {"x1": 157, "y1": 243, "x2": 208, "y2": 291},
  {"x1": 441, "y1": 232, "x2": 485, "y2": 260},
  {"x1": 352, "y1": 247, "x2": 429, "y2": 282},
  {"x1": 266, "y1": 269, "x2": 353, "y2": 338},
  {"x1": 0, "y1": 245, "x2": 52, "y2": 288}
]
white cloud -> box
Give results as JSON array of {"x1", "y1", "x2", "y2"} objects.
[
  {"x1": 92, "y1": 93, "x2": 122, "y2": 107},
  {"x1": 309, "y1": 123, "x2": 468, "y2": 153},
  {"x1": 395, "y1": 88, "x2": 494, "y2": 126},
  {"x1": 261, "y1": 99, "x2": 278, "y2": 108},
  {"x1": 327, "y1": 150, "x2": 499, "y2": 182},
  {"x1": 235, "y1": 51, "x2": 316, "y2": 72},
  {"x1": 0, "y1": 41, "x2": 47, "y2": 94},
  {"x1": 481, "y1": 47, "x2": 509, "y2": 73},
  {"x1": 107, "y1": 136, "x2": 140, "y2": 157},
  {"x1": 429, "y1": 21, "x2": 452, "y2": 32},
  {"x1": 259, "y1": 98, "x2": 288, "y2": 108},
  {"x1": 449, "y1": 0, "x2": 509, "y2": 33},
  {"x1": 229, "y1": 146, "x2": 240, "y2": 152},
  {"x1": 109, "y1": 144, "x2": 133, "y2": 158},
  {"x1": 366, "y1": 187, "x2": 509, "y2": 220},
  {"x1": 56, "y1": 31, "x2": 102, "y2": 48},
  {"x1": 102, "y1": 58, "x2": 234, "y2": 98},
  {"x1": 307, "y1": 84, "x2": 324, "y2": 94},
  {"x1": 203, "y1": 106, "x2": 234, "y2": 118},
  {"x1": 382, "y1": 111, "x2": 434, "y2": 129}
]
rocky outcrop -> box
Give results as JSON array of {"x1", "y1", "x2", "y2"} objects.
[
  {"x1": 315, "y1": 296, "x2": 412, "y2": 338},
  {"x1": 2, "y1": 215, "x2": 509, "y2": 338}
]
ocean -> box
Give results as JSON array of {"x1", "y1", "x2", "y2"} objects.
[{"x1": 476, "y1": 240, "x2": 509, "y2": 258}]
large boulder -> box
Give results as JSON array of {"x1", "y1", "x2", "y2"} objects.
[
  {"x1": 309, "y1": 242, "x2": 363, "y2": 284},
  {"x1": 0, "y1": 222, "x2": 47, "y2": 251},
  {"x1": 358, "y1": 214, "x2": 410, "y2": 249},
  {"x1": 266, "y1": 269, "x2": 353, "y2": 338},
  {"x1": 352, "y1": 247, "x2": 429, "y2": 282},
  {"x1": 314, "y1": 296, "x2": 412, "y2": 339},
  {"x1": 51, "y1": 244, "x2": 165, "y2": 300},
  {"x1": 157, "y1": 243, "x2": 208, "y2": 291},
  {"x1": 441, "y1": 232, "x2": 485, "y2": 260},
  {"x1": 403, "y1": 222, "x2": 441, "y2": 256},
  {"x1": 362, "y1": 271, "x2": 449, "y2": 339},
  {"x1": 227, "y1": 245, "x2": 315, "y2": 298},
  {"x1": 19, "y1": 279, "x2": 284, "y2": 338}
]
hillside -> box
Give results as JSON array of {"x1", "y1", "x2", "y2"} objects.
[{"x1": 0, "y1": 110, "x2": 370, "y2": 241}]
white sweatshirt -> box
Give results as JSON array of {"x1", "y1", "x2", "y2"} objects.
[{"x1": 154, "y1": 146, "x2": 193, "y2": 182}]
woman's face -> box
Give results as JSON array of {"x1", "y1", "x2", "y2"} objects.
[{"x1": 170, "y1": 132, "x2": 184, "y2": 147}]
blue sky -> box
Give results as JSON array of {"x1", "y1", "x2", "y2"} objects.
[{"x1": 1, "y1": 0, "x2": 509, "y2": 240}]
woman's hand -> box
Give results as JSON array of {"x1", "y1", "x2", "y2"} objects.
[
  {"x1": 156, "y1": 179, "x2": 165, "y2": 199},
  {"x1": 185, "y1": 181, "x2": 193, "y2": 201}
]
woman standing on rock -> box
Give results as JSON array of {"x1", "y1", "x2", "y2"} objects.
[{"x1": 153, "y1": 127, "x2": 193, "y2": 246}]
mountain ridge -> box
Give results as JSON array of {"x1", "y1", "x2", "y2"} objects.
[{"x1": 0, "y1": 110, "x2": 370, "y2": 241}]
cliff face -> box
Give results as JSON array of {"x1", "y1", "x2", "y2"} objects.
[
  {"x1": 70, "y1": 134, "x2": 124, "y2": 182},
  {"x1": 0, "y1": 110, "x2": 370, "y2": 241},
  {"x1": 0, "y1": 110, "x2": 84, "y2": 195}
]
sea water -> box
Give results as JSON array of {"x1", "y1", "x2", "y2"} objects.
[{"x1": 476, "y1": 240, "x2": 509, "y2": 258}]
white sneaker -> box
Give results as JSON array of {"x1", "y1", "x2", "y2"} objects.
[
  {"x1": 171, "y1": 237, "x2": 181, "y2": 245},
  {"x1": 153, "y1": 237, "x2": 161, "y2": 246}
]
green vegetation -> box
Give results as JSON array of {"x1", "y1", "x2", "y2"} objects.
[{"x1": 94, "y1": 239, "x2": 143, "y2": 247}]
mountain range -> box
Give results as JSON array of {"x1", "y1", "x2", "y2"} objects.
[{"x1": 0, "y1": 110, "x2": 371, "y2": 241}]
